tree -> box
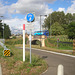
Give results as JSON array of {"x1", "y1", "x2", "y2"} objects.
[
  {"x1": 51, "y1": 22, "x2": 64, "y2": 35},
  {"x1": 0, "y1": 32, "x2": 1, "y2": 38},
  {"x1": 51, "y1": 11, "x2": 65, "y2": 24},
  {"x1": 4, "y1": 24, "x2": 11, "y2": 39},
  {"x1": 67, "y1": 21, "x2": 75, "y2": 39},
  {"x1": 0, "y1": 20, "x2": 3, "y2": 38},
  {"x1": 43, "y1": 11, "x2": 66, "y2": 30},
  {"x1": 43, "y1": 11, "x2": 75, "y2": 30},
  {"x1": 65, "y1": 13, "x2": 73, "y2": 24},
  {"x1": 73, "y1": 13, "x2": 75, "y2": 21}
]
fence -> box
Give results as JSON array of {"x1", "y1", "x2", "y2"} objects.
[
  {"x1": 47, "y1": 39, "x2": 73, "y2": 50},
  {"x1": 73, "y1": 40, "x2": 75, "y2": 54}
]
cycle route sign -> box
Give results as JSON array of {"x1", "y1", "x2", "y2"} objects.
[{"x1": 26, "y1": 13, "x2": 35, "y2": 22}]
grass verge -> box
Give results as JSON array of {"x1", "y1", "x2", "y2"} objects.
[
  {"x1": 15, "y1": 44, "x2": 75, "y2": 56},
  {"x1": 0, "y1": 45, "x2": 48, "y2": 75}
]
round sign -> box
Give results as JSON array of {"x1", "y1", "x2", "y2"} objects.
[{"x1": 26, "y1": 13, "x2": 35, "y2": 22}]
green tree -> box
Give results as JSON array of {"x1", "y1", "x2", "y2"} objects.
[
  {"x1": 0, "y1": 20, "x2": 11, "y2": 39},
  {"x1": 51, "y1": 11, "x2": 65, "y2": 24},
  {"x1": 67, "y1": 21, "x2": 75, "y2": 39},
  {"x1": 0, "y1": 32, "x2": 1, "y2": 38},
  {"x1": 0, "y1": 20, "x2": 3, "y2": 38},
  {"x1": 4, "y1": 24, "x2": 11, "y2": 39},
  {"x1": 73, "y1": 13, "x2": 75, "y2": 21},
  {"x1": 51, "y1": 22, "x2": 64, "y2": 35},
  {"x1": 65, "y1": 13, "x2": 73, "y2": 24},
  {"x1": 43, "y1": 11, "x2": 66, "y2": 31}
]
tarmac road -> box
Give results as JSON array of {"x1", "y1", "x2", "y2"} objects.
[{"x1": 19, "y1": 47, "x2": 75, "y2": 75}]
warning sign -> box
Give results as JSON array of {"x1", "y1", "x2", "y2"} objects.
[{"x1": 4, "y1": 50, "x2": 11, "y2": 56}]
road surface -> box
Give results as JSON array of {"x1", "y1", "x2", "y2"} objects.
[{"x1": 19, "y1": 47, "x2": 75, "y2": 75}]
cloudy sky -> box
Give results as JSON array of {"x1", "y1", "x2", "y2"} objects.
[{"x1": 0, "y1": 0, "x2": 75, "y2": 34}]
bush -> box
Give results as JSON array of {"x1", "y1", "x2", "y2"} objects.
[
  {"x1": 51, "y1": 22, "x2": 65, "y2": 35},
  {"x1": 68, "y1": 21, "x2": 75, "y2": 39},
  {"x1": 12, "y1": 36, "x2": 16, "y2": 39}
]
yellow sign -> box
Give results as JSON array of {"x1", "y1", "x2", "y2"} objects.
[{"x1": 4, "y1": 50, "x2": 11, "y2": 56}]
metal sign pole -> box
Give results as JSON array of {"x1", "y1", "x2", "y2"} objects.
[
  {"x1": 30, "y1": 29, "x2": 32, "y2": 64},
  {"x1": 26, "y1": 13, "x2": 35, "y2": 64}
]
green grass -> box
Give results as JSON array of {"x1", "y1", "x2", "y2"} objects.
[
  {"x1": 50, "y1": 35, "x2": 73, "y2": 42},
  {"x1": 0, "y1": 46, "x2": 4, "y2": 57},
  {"x1": 5, "y1": 37, "x2": 28, "y2": 45},
  {"x1": 0, "y1": 42, "x2": 48, "y2": 75},
  {"x1": 46, "y1": 35, "x2": 73, "y2": 50},
  {"x1": 15, "y1": 44, "x2": 75, "y2": 56}
]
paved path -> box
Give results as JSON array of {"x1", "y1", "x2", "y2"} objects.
[{"x1": 18, "y1": 47, "x2": 75, "y2": 75}]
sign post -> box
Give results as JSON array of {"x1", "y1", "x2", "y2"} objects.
[
  {"x1": 23, "y1": 24, "x2": 25, "y2": 62},
  {"x1": 26, "y1": 13, "x2": 35, "y2": 64},
  {"x1": 29, "y1": 29, "x2": 32, "y2": 64}
]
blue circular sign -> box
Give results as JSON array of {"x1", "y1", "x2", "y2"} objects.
[{"x1": 26, "y1": 13, "x2": 35, "y2": 22}]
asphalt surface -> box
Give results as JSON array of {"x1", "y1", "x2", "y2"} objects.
[{"x1": 19, "y1": 47, "x2": 75, "y2": 75}]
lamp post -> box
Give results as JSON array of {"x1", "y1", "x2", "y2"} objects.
[
  {"x1": 40, "y1": 15, "x2": 47, "y2": 47},
  {"x1": 0, "y1": 16, "x2": 4, "y2": 39}
]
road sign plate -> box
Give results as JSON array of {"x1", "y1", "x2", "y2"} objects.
[{"x1": 26, "y1": 13, "x2": 35, "y2": 22}]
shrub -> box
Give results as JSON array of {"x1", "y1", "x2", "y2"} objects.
[{"x1": 68, "y1": 21, "x2": 75, "y2": 39}]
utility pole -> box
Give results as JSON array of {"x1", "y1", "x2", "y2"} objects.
[{"x1": 40, "y1": 15, "x2": 47, "y2": 47}]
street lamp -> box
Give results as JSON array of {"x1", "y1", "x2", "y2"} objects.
[
  {"x1": 40, "y1": 15, "x2": 47, "y2": 47},
  {"x1": 0, "y1": 16, "x2": 4, "y2": 39}
]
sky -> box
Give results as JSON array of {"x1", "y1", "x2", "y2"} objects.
[{"x1": 0, "y1": 0, "x2": 75, "y2": 34}]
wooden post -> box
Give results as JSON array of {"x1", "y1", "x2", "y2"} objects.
[{"x1": 73, "y1": 40, "x2": 75, "y2": 55}]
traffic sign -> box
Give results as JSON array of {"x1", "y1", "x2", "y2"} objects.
[{"x1": 26, "y1": 13, "x2": 35, "y2": 22}]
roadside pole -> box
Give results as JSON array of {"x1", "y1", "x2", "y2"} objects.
[
  {"x1": 26, "y1": 13, "x2": 35, "y2": 64},
  {"x1": 30, "y1": 29, "x2": 32, "y2": 64},
  {"x1": 23, "y1": 24, "x2": 25, "y2": 62}
]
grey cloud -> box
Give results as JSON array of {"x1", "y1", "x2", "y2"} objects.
[{"x1": 8, "y1": 0, "x2": 54, "y2": 16}]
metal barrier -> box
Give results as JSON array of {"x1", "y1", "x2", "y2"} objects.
[
  {"x1": 0, "y1": 39, "x2": 5, "y2": 43},
  {"x1": 57, "y1": 64, "x2": 64, "y2": 75},
  {"x1": 0, "y1": 42, "x2": 7, "y2": 50}
]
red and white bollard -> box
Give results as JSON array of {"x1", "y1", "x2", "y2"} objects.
[{"x1": 23, "y1": 24, "x2": 25, "y2": 62}]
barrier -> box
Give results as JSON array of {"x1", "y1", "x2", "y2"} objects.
[
  {"x1": 0, "y1": 39, "x2": 5, "y2": 43},
  {"x1": 73, "y1": 40, "x2": 75, "y2": 54}
]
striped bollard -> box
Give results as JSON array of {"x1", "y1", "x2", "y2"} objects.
[{"x1": 23, "y1": 24, "x2": 25, "y2": 62}]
